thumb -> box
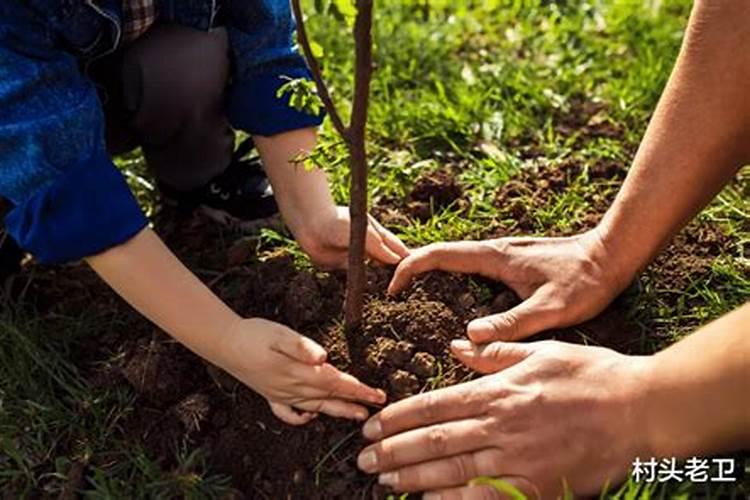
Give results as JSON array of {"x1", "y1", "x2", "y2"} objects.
[
  {"x1": 365, "y1": 222, "x2": 403, "y2": 265},
  {"x1": 466, "y1": 293, "x2": 558, "y2": 343},
  {"x1": 273, "y1": 325, "x2": 328, "y2": 365},
  {"x1": 450, "y1": 339, "x2": 534, "y2": 374}
]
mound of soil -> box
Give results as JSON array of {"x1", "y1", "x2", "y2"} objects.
[
  {"x1": 373, "y1": 167, "x2": 471, "y2": 224},
  {"x1": 407, "y1": 168, "x2": 469, "y2": 221}
]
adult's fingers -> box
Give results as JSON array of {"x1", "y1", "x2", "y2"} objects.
[
  {"x1": 295, "y1": 398, "x2": 370, "y2": 421},
  {"x1": 449, "y1": 340, "x2": 534, "y2": 374},
  {"x1": 366, "y1": 221, "x2": 403, "y2": 264},
  {"x1": 374, "y1": 448, "x2": 505, "y2": 492},
  {"x1": 388, "y1": 241, "x2": 502, "y2": 295},
  {"x1": 271, "y1": 325, "x2": 328, "y2": 365},
  {"x1": 292, "y1": 362, "x2": 387, "y2": 405},
  {"x1": 368, "y1": 215, "x2": 410, "y2": 259},
  {"x1": 362, "y1": 380, "x2": 484, "y2": 441},
  {"x1": 357, "y1": 417, "x2": 491, "y2": 474},
  {"x1": 269, "y1": 402, "x2": 318, "y2": 426},
  {"x1": 466, "y1": 290, "x2": 560, "y2": 343}
]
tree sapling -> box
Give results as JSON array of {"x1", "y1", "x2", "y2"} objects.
[{"x1": 290, "y1": 0, "x2": 375, "y2": 331}]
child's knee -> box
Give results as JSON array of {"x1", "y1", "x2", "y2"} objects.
[{"x1": 120, "y1": 25, "x2": 230, "y2": 142}]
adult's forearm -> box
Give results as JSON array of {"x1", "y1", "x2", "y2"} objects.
[
  {"x1": 597, "y1": 0, "x2": 750, "y2": 283},
  {"x1": 641, "y1": 303, "x2": 750, "y2": 459},
  {"x1": 86, "y1": 228, "x2": 240, "y2": 363}
]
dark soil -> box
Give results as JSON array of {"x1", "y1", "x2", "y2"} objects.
[
  {"x1": 492, "y1": 156, "x2": 627, "y2": 235},
  {"x1": 5, "y1": 127, "x2": 742, "y2": 498},
  {"x1": 93, "y1": 246, "x2": 647, "y2": 499},
  {"x1": 374, "y1": 167, "x2": 471, "y2": 224},
  {"x1": 406, "y1": 168, "x2": 470, "y2": 221}
]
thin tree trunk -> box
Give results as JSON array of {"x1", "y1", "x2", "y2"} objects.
[
  {"x1": 344, "y1": 0, "x2": 374, "y2": 331},
  {"x1": 291, "y1": 0, "x2": 374, "y2": 331}
]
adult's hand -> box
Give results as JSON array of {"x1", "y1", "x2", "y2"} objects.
[
  {"x1": 358, "y1": 304, "x2": 750, "y2": 498},
  {"x1": 356, "y1": 339, "x2": 651, "y2": 498},
  {"x1": 388, "y1": 229, "x2": 632, "y2": 343}
]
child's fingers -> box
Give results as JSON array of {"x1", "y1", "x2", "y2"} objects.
[
  {"x1": 269, "y1": 402, "x2": 318, "y2": 426},
  {"x1": 365, "y1": 223, "x2": 403, "y2": 264},
  {"x1": 293, "y1": 363, "x2": 387, "y2": 405},
  {"x1": 272, "y1": 324, "x2": 328, "y2": 365},
  {"x1": 295, "y1": 399, "x2": 370, "y2": 421},
  {"x1": 368, "y1": 215, "x2": 410, "y2": 259}
]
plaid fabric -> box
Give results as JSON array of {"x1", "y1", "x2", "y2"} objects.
[{"x1": 122, "y1": 0, "x2": 158, "y2": 44}]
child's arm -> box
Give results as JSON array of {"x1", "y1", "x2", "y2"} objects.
[
  {"x1": 87, "y1": 227, "x2": 386, "y2": 424},
  {"x1": 254, "y1": 127, "x2": 409, "y2": 269}
]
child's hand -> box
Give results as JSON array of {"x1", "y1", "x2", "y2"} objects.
[
  {"x1": 217, "y1": 317, "x2": 387, "y2": 425},
  {"x1": 88, "y1": 229, "x2": 384, "y2": 426},
  {"x1": 252, "y1": 130, "x2": 409, "y2": 268},
  {"x1": 302, "y1": 207, "x2": 410, "y2": 270}
]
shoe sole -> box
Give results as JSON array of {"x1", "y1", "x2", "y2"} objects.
[{"x1": 197, "y1": 205, "x2": 284, "y2": 233}]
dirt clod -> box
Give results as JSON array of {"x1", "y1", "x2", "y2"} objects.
[
  {"x1": 389, "y1": 369, "x2": 420, "y2": 399},
  {"x1": 411, "y1": 352, "x2": 437, "y2": 378},
  {"x1": 383, "y1": 339, "x2": 415, "y2": 365},
  {"x1": 407, "y1": 169, "x2": 468, "y2": 221},
  {"x1": 363, "y1": 299, "x2": 464, "y2": 353}
]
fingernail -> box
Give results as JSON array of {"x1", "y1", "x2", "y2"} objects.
[
  {"x1": 423, "y1": 493, "x2": 441, "y2": 500},
  {"x1": 379, "y1": 471, "x2": 399, "y2": 486},
  {"x1": 356, "y1": 410, "x2": 369, "y2": 421},
  {"x1": 450, "y1": 339, "x2": 473, "y2": 352},
  {"x1": 357, "y1": 450, "x2": 378, "y2": 472},
  {"x1": 363, "y1": 418, "x2": 383, "y2": 440}
]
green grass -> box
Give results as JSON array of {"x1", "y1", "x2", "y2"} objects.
[{"x1": 2, "y1": 0, "x2": 748, "y2": 498}]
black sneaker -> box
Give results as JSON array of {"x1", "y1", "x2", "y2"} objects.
[
  {"x1": 0, "y1": 229, "x2": 23, "y2": 283},
  {"x1": 0, "y1": 198, "x2": 24, "y2": 284},
  {"x1": 159, "y1": 138, "x2": 280, "y2": 232}
]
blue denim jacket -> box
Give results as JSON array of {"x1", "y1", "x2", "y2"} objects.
[{"x1": 0, "y1": 0, "x2": 322, "y2": 263}]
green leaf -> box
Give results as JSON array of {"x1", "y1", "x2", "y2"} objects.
[
  {"x1": 329, "y1": 0, "x2": 357, "y2": 27},
  {"x1": 310, "y1": 40, "x2": 325, "y2": 59},
  {"x1": 276, "y1": 77, "x2": 323, "y2": 116},
  {"x1": 469, "y1": 477, "x2": 527, "y2": 500}
]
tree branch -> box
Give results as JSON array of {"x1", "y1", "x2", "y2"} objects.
[{"x1": 291, "y1": 0, "x2": 350, "y2": 141}]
